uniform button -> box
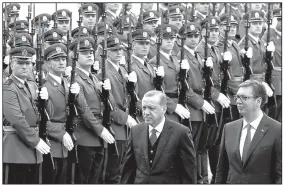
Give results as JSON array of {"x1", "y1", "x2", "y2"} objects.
[
  {"x1": 150, "y1": 150, "x2": 153, "y2": 154},
  {"x1": 150, "y1": 160, "x2": 152, "y2": 163}
]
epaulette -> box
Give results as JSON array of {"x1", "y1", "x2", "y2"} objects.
[{"x1": 4, "y1": 78, "x2": 13, "y2": 86}]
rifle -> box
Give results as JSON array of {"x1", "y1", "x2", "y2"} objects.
[
  {"x1": 27, "y1": 4, "x2": 32, "y2": 34},
  {"x1": 242, "y1": 3, "x2": 253, "y2": 81},
  {"x1": 91, "y1": 5, "x2": 99, "y2": 74},
  {"x1": 3, "y1": 3, "x2": 9, "y2": 61},
  {"x1": 53, "y1": 3, "x2": 58, "y2": 29},
  {"x1": 190, "y1": 3, "x2": 195, "y2": 22},
  {"x1": 31, "y1": 3, "x2": 35, "y2": 48},
  {"x1": 178, "y1": 5, "x2": 192, "y2": 131},
  {"x1": 212, "y1": 3, "x2": 216, "y2": 16},
  {"x1": 264, "y1": 3, "x2": 277, "y2": 115},
  {"x1": 37, "y1": 17, "x2": 55, "y2": 184},
  {"x1": 202, "y1": 10, "x2": 218, "y2": 128},
  {"x1": 154, "y1": 3, "x2": 163, "y2": 91},
  {"x1": 137, "y1": 3, "x2": 143, "y2": 29},
  {"x1": 214, "y1": 3, "x2": 233, "y2": 145}
]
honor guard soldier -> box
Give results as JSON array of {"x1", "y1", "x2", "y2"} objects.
[
  {"x1": 195, "y1": 3, "x2": 210, "y2": 23},
  {"x1": 52, "y1": 9, "x2": 72, "y2": 40},
  {"x1": 71, "y1": 26, "x2": 91, "y2": 39},
  {"x1": 119, "y1": 3, "x2": 138, "y2": 28},
  {"x1": 8, "y1": 20, "x2": 29, "y2": 34},
  {"x1": 3, "y1": 3, "x2": 21, "y2": 24},
  {"x1": 69, "y1": 37, "x2": 128, "y2": 183},
  {"x1": 149, "y1": 24, "x2": 191, "y2": 123},
  {"x1": 113, "y1": 16, "x2": 135, "y2": 47},
  {"x1": 33, "y1": 13, "x2": 52, "y2": 33},
  {"x1": 3, "y1": 46, "x2": 53, "y2": 184},
  {"x1": 178, "y1": 22, "x2": 216, "y2": 183},
  {"x1": 81, "y1": 3, "x2": 98, "y2": 29},
  {"x1": 216, "y1": 13, "x2": 243, "y2": 120},
  {"x1": 262, "y1": 8, "x2": 282, "y2": 122},
  {"x1": 98, "y1": 35, "x2": 138, "y2": 183},
  {"x1": 104, "y1": 3, "x2": 120, "y2": 24},
  {"x1": 44, "y1": 28, "x2": 64, "y2": 49}
]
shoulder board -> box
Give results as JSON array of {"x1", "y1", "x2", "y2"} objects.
[{"x1": 4, "y1": 78, "x2": 13, "y2": 86}]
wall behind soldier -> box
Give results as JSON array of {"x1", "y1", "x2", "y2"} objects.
[{"x1": 18, "y1": 3, "x2": 148, "y2": 30}]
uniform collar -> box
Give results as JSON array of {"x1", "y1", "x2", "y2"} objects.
[
  {"x1": 184, "y1": 45, "x2": 195, "y2": 56},
  {"x1": 77, "y1": 66, "x2": 90, "y2": 77},
  {"x1": 249, "y1": 33, "x2": 259, "y2": 43},
  {"x1": 132, "y1": 54, "x2": 146, "y2": 65},
  {"x1": 48, "y1": 72, "x2": 62, "y2": 84},
  {"x1": 14, "y1": 75, "x2": 25, "y2": 84}
]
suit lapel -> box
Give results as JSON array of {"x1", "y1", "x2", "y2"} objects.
[
  {"x1": 243, "y1": 114, "x2": 269, "y2": 167},
  {"x1": 11, "y1": 75, "x2": 33, "y2": 101},
  {"x1": 132, "y1": 56, "x2": 151, "y2": 75},
  {"x1": 46, "y1": 74, "x2": 65, "y2": 96},
  {"x1": 107, "y1": 60, "x2": 124, "y2": 84},
  {"x1": 142, "y1": 124, "x2": 150, "y2": 169},
  {"x1": 151, "y1": 120, "x2": 172, "y2": 169},
  {"x1": 235, "y1": 119, "x2": 243, "y2": 165}
]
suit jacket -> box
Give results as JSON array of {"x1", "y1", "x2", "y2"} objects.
[
  {"x1": 119, "y1": 118, "x2": 197, "y2": 184},
  {"x1": 215, "y1": 114, "x2": 282, "y2": 184},
  {"x1": 3, "y1": 75, "x2": 53, "y2": 164}
]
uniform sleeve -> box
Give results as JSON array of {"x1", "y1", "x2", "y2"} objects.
[
  {"x1": 3, "y1": 86, "x2": 40, "y2": 148},
  {"x1": 109, "y1": 93, "x2": 128, "y2": 126},
  {"x1": 186, "y1": 86, "x2": 204, "y2": 109},
  {"x1": 274, "y1": 131, "x2": 282, "y2": 184}
]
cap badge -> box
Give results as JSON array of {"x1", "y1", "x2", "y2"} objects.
[
  {"x1": 88, "y1": 6, "x2": 92, "y2": 11},
  {"x1": 255, "y1": 12, "x2": 259, "y2": 18},
  {"x1": 20, "y1": 22, "x2": 25, "y2": 29},
  {"x1": 43, "y1": 16, "x2": 47, "y2": 22},
  {"x1": 126, "y1": 17, "x2": 129, "y2": 23},
  {"x1": 231, "y1": 15, "x2": 235, "y2": 21},
  {"x1": 143, "y1": 32, "x2": 147, "y2": 37},
  {"x1": 106, "y1": 24, "x2": 109, "y2": 29},
  {"x1": 166, "y1": 27, "x2": 171, "y2": 33},
  {"x1": 53, "y1": 32, "x2": 58, "y2": 38},
  {"x1": 211, "y1": 18, "x2": 216, "y2": 25},
  {"x1": 176, "y1": 8, "x2": 180, "y2": 13},
  {"x1": 56, "y1": 47, "x2": 62, "y2": 53},
  {"x1": 22, "y1": 36, "x2": 27, "y2": 42},
  {"x1": 84, "y1": 39, "x2": 90, "y2": 46},
  {"x1": 82, "y1": 28, "x2": 87, "y2": 34},
  {"x1": 62, "y1": 11, "x2": 66, "y2": 17},
  {"x1": 114, "y1": 38, "x2": 119, "y2": 44},
  {"x1": 149, "y1": 12, "x2": 154, "y2": 18},
  {"x1": 22, "y1": 49, "x2": 28, "y2": 57},
  {"x1": 13, "y1": 6, "x2": 17, "y2": 11},
  {"x1": 190, "y1": 25, "x2": 195, "y2": 31}
]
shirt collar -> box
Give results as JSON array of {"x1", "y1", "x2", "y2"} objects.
[
  {"x1": 149, "y1": 116, "x2": 165, "y2": 135},
  {"x1": 160, "y1": 50, "x2": 170, "y2": 60},
  {"x1": 249, "y1": 33, "x2": 259, "y2": 43},
  {"x1": 243, "y1": 111, "x2": 264, "y2": 130},
  {"x1": 132, "y1": 54, "x2": 146, "y2": 65},
  {"x1": 77, "y1": 66, "x2": 90, "y2": 77},
  {"x1": 184, "y1": 45, "x2": 195, "y2": 56},
  {"x1": 108, "y1": 59, "x2": 120, "y2": 71},
  {"x1": 49, "y1": 72, "x2": 62, "y2": 84},
  {"x1": 14, "y1": 75, "x2": 25, "y2": 84}
]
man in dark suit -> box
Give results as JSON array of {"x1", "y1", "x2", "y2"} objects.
[
  {"x1": 120, "y1": 90, "x2": 197, "y2": 184},
  {"x1": 215, "y1": 80, "x2": 282, "y2": 184}
]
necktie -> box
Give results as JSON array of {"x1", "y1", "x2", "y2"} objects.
[
  {"x1": 144, "y1": 59, "x2": 148, "y2": 68},
  {"x1": 242, "y1": 124, "x2": 252, "y2": 164},
  {"x1": 89, "y1": 74, "x2": 93, "y2": 82},
  {"x1": 118, "y1": 68, "x2": 123, "y2": 77},
  {"x1": 24, "y1": 81, "x2": 31, "y2": 95},
  {"x1": 61, "y1": 79, "x2": 64, "y2": 87},
  {"x1": 149, "y1": 129, "x2": 158, "y2": 146}
]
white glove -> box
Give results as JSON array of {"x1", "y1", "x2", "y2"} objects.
[
  {"x1": 39, "y1": 87, "x2": 49, "y2": 100},
  {"x1": 202, "y1": 100, "x2": 215, "y2": 114},
  {"x1": 262, "y1": 82, "x2": 273, "y2": 97},
  {"x1": 181, "y1": 59, "x2": 190, "y2": 71},
  {"x1": 35, "y1": 138, "x2": 51, "y2": 154},
  {"x1": 267, "y1": 41, "x2": 275, "y2": 52},
  {"x1": 241, "y1": 47, "x2": 253, "y2": 59},
  {"x1": 154, "y1": 66, "x2": 165, "y2": 77},
  {"x1": 100, "y1": 128, "x2": 115, "y2": 144},
  {"x1": 100, "y1": 79, "x2": 111, "y2": 90},
  {"x1": 271, "y1": 17, "x2": 278, "y2": 29},
  {"x1": 65, "y1": 66, "x2": 72, "y2": 77},
  {"x1": 203, "y1": 57, "x2": 213, "y2": 68},
  {"x1": 223, "y1": 51, "x2": 233, "y2": 61},
  {"x1": 174, "y1": 104, "x2": 190, "y2": 119},
  {"x1": 63, "y1": 132, "x2": 74, "y2": 151},
  {"x1": 126, "y1": 71, "x2": 137, "y2": 83},
  {"x1": 4, "y1": 55, "x2": 10, "y2": 65},
  {"x1": 217, "y1": 93, "x2": 231, "y2": 108},
  {"x1": 119, "y1": 56, "x2": 126, "y2": 65},
  {"x1": 70, "y1": 82, "x2": 80, "y2": 95},
  {"x1": 93, "y1": 61, "x2": 100, "y2": 71},
  {"x1": 126, "y1": 116, "x2": 138, "y2": 128}
]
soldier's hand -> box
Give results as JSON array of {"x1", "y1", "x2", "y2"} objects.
[
  {"x1": 126, "y1": 71, "x2": 137, "y2": 83},
  {"x1": 203, "y1": 57, "x2": 213, "y2": 68},
  {"x1": 241, "y1": 47, "x2": 253, "y2": 59},
  {"x1": 222, "y1": 51, "x2": 233, "y2": 62},
  {"x1": 202, "y1": 100, "x2": 215, "y2": 114},
  {"x1": 4, "y1": 55, "x2": 10, "y2": 65},
  {"x1": 181, "y1": 59, "x2": 190, "y2": 71},
  {"x1": 35, "y1": 139, "x2": 51, "y2": 154},
  {"x1": 154, "y1": 66, "x2": 165, "y2": 77},
  {"x1": 267, "y1": 41, "x2": 275, "y2": 52},
  {"x1": 39, "y1": 87, "x2": 49, "y2": 100},
  {"x1": 100, "y1": 79, "x2": 111, "y2": 90},
  {"x1": 175, "y1": 104, "x2": 190, "y2": 119},
  {"x1": 262, "y1": 82, "x2": 273, "y2": 97},
  {"x1": 70, "y1": 82, "x2": 80, "y2": 95},
  {"x1": 63, "y1": 132, "x2": 74, "y2": 151},
  {"x1": 65, "y1": 66, "x2": 72, "y2": 77},
  {"x1": 126, "y1": 115, "x2": 138, "y2": 128},
  {"x1": 217, "y1": 93, "x2": 231, "y2": 108},
  {"x1": 271, "y1": 17, "x2": 278, "y2": 29},
  {"x1": 100, "y1": 128, "x2": 115, "y2": 144},
  {"x1": 93, "y1": 61, "x2": 100, "y2": 71},
  {"x1": 119, "y1": 56, "x2": 126, "y2": 65}
]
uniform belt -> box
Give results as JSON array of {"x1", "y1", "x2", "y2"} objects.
[
  {"x1": 230, "y1": 76, "x2": 243, "y2": 81},
  {"x1": 3, "y1": 126, "x2": 38, "y2": 132},
  {"x1": 165, "y1": 92, "x2": 179, "y2": 98}
]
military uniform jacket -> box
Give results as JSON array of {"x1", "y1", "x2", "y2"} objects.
[
  {"x1": 238, "y1": 34, "x2": 267, "y2": 75},
  {"x1": 196, "y1": 40, "x2": 222, "y2": 112},
  {"x1": 147, "y1": 38, "x2": 157, "y2": 61},
  {"x1": 217, "y1": 37, "x2": 243, "y2": 105},
  {"x1": 3, "y1": 75, "x2": 53, "y2": 164},
  {"x1": 74, "y1": 67, "x2": 128, "y2": 146}
]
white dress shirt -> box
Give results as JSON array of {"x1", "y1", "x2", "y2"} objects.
[
  {"x1": 239, "y1": 112, "x2": 264, "y2": 160},
  {"x1": 49, "y1": 72, "x2": 62, "y2": 84},
  {"x1": 160, "y1": 51, "x2": 170, "y2": 60},
  {"x1": 14, "y1": 75, "x2": 25, "y2": 84},
  {"x1": 148, "y1": 116, "x2": 165, "y2": 139},
  {"x1": 184, "y1": 45, "x2": 195, "y2": 56}
]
